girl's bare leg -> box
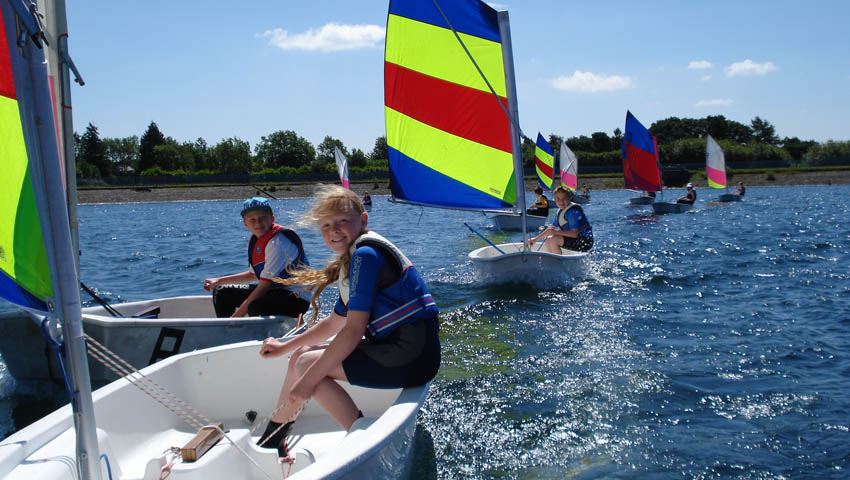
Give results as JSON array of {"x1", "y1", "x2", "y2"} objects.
[
  {"x1": 292, "y1": 350, "x2": 360, "y2": 429},
  {"x1": 544, "y1": 236, "x2": 562, "y2": 254},
  {"x1": 272, "y1": 349, "x2": 360, "y2": 430},
  {"x1": 311, "y1": 377, "x2": 360, "y2": 430},
  {"x1": 270, "y1": 346, "x2": 325, "y2": 423}
]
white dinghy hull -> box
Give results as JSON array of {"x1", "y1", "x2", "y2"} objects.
[
  {"x1": 0, "y1": 296, "x2": 296, "y2": 382},
  {"x1": 718, "y1": 193, "x2": 742, "y2": 202},
  {"x1": 469, "y1": 242, "x2": 588, "y2": 286},
  {"x1": 0, "y1": 341, "x2": 426, "y2": 480},
  {"x1": 492, "y1": 213, "x2": 547, "y2": 231},
  {"x1": 651, "y1": 202, "x2": 693, "y2": 214}
]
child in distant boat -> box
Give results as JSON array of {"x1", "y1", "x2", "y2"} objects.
[
  {"x1": 362, "y1": 191, "x2": 372, "y2": 207},
  {"x1": 530, "y1": 186, "x2": 594, "y2": 252},
  {"x1": 737, "y1": 182, "x2": 746, "y2": 196},
  {"x1": 202, "y1": 197, "x2": 310, "y2": 318},
  {"x1": 526, "y1": 186, "x2": 549, "y2": 217},
  {"x1": 581, "y1": 184, "x2": 591, "y2": 200},
  {"x1": 677, "y1": 183, "x2": 697, "y2": 204},
  {"x1": 256, "y1": 185, "x2": 441, "y2": 459}
]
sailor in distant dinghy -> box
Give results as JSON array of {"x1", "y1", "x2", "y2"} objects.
[{"x1": 530, "y1": 186, "x2": 594, "y2": 253}]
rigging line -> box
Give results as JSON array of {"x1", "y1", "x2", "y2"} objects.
[
  {"x1": 86, "y1": 338, "x2": 281, "y2": 480},
  {"x1": 84, "y1": 334, "x2": 211, "y2": 429},
  {"x1": 463, "y1": 222, "x2": 505, "y2": 254},
  {"x1": 429, "y1": 0, "x2": 530, "y2": 143},
  {"x1": 85, "y1": 345, "x2": 207, "y2": 431}
]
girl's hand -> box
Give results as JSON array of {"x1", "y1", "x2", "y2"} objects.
[{"x1": 260, "y1": 337, "x2": 287, "y2": 358}]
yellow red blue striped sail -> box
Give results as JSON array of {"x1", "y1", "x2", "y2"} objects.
[
  {"x1": 534, "y1": 132, "x2": 554, "y2": 190},
  {"x1": 385, "y1": 0, "x2": 515, "y2": 210},
  {"x1": 0, "y1": 4, "x2": 52, "y2": 310}
]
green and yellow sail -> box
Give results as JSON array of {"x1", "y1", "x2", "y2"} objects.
[{"x1": 1, "y1": 6, "x2": 52, "y2": 310}]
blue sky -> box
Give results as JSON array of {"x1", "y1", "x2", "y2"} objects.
[{"x1": 67, "y1": 0, "x2": 850, "y2": 153}]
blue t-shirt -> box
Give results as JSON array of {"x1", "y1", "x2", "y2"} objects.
[
  {"x1": 552, "y1": 206, "x2": 593, "y2": 238},
  {"x1": 333, "y1": 245, "x2": 386, "y2": 316}
]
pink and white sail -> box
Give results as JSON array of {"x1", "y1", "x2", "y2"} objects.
[
  {"x1": 559, "y1": 140, "x2": 579, "y2": 191},
  {"x1": 334, "y1": 146, "x2": 350, "y2": 189},
  {"x1": 705, "y1": 134, "x2": 727, "y2": 189}
]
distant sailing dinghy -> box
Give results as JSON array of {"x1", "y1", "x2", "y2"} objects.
[
  {"x1": 651, "y1": 201, "x2": 692, "y2": 214},
  {"x1": 559, "y1": 140, "x2": 589, "y2": 204},
  {"x1": 384, "y1": 0, "x2": 587, "y2": 285},
  {"x1": 492, "y1": 212, "x2": 546, "y2": 231},
  {"x1": 622, "y1": 111, "x2": 662, "y2": 205},
  {"x1": 0, "y1": 2, "x2": 425, "y2": 478},
  {"x1": 492, "y1": 132, "x2": 553, "y2": 230},
  {"x1": 334, "y1": 145, "x2": 350, "y2": 189},
  {"x1": 706, "y1": 135, "x2": 741, "y2": 202}
]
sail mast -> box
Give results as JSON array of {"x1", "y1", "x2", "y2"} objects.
[
  {"x1": 497, "y1": 10, "x2": 529, "y2": 246},
  {"x1": 40, "y1": 0, "x2": 82, "y2": 270},
  {"x1": 10, "y1": 3, "x2": 103, "y2": 477}
]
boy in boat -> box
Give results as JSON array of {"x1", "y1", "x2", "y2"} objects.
[
  {"x1": 256, "y1": 185, "x2": 440, "y2": 459},
  {"x1": 737, "y1": 182, "x2": 746, "y2": 196},
  {"x1": 202, "y1": 197, "x2": 310, "y2": 318},
  {"x1": 529, "y1": 186, "x2": 593, "y2": 253},
  {"x1": 526, "y1": 186, "x2": 549, "y2": 217},
  {"x1": 362, "y1": 191, "x2": 372, "y2": 207},
  {"x1": 677, "y1": 183, "x2": 697, "y2": 204}
]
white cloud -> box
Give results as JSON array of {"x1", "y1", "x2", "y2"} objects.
[
  {"x1": 261, "y1": 23, "x2": 385, "y2": 52},
  {"x1": 724, "y1": 59, "x2": 778, "y2": 77},
  {"x1": 688, "y1": 60, "x2": 713, "y2": 70},
  {"x1": 486, "y1": 2, "x2": 509, "y2": 10},
  {"x1": 701, "y1": 75, "x2": 713, "y2": 81},
  {"x1": 695, "y1": 98, "x2": 733, "y2": 108},
  {"x1": 550, "y1": 71, "x2": 634, "y2": 92}
]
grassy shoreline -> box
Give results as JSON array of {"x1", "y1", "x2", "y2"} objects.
[{"x1": 77, "y1": 169, "x2": 850, "y2": 204}]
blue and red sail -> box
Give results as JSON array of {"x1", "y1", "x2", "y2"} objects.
[{"x1": 621, "y1": 111, "x2": 662, "y2": 192}]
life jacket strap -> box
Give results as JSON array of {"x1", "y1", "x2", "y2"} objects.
[{"x1": 367, "y1": 293, "x2": 435, "y2": 338}]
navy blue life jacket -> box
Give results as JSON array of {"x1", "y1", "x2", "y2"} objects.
[
  {"x1": 338, "y1": 232, "x2": 437, "y2": 340},
  {"x1": 556, "y1": 204, "x2": 593, "y2": 238}
]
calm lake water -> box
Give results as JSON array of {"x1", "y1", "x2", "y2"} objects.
[{"x1": 2, "y1": 184, "x2": 850, "y2": 478}]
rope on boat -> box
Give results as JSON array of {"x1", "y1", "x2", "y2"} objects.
[
  {"x1": 84, "y1": 334, "x2": 211, "y2": 430},
  {"x1": 83, "y1": 325, "x2": 309, "y2": 479}
]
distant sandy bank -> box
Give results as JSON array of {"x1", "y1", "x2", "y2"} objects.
[{"x1": 77, "y1": 170, "x2": 850, "y2": 204}]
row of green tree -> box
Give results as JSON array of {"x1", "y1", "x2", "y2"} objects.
[
  {"x1": 75, "y1": 122, "x2": 390, "y2": 178},
  {"x1": 76, "y1": 116, "x2": 848, "y2": 179}
]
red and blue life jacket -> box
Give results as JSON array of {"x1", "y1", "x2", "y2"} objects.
[{"x1": 248, "y1": 224, "x2": 309, "y2": 281}]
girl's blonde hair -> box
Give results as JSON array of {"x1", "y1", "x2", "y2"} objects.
[
  {"x1": 276, "y1": 185, "x2": 366, "y2": 323},
  {"x1": 553, "y1": 185, "x2": 572, "y2": 201}
]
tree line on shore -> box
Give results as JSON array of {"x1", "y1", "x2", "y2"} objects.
[{"x1": 75, "y1": 115, "x2": 850, "y2": 179}]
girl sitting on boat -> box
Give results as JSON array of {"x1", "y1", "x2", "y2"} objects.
[
  {"x1": 256, "y1": 185, "x2": 441, "y2": 458},
  {"x1": 529, "y1": 186, "x2": 594, "y2": 253}
]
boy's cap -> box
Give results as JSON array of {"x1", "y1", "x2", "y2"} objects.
[
  {"x1": 686, "y1": 182, "x2": 694, "y2": 188},
  {"x1": 241, "y1": 197, "x2": 273, "y2": 217}
]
